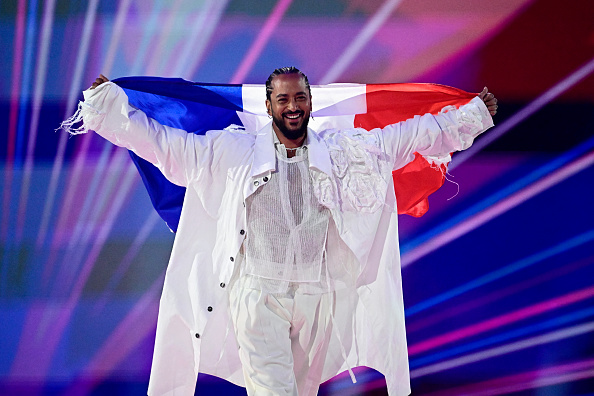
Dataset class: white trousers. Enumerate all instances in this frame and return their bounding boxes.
[229,280,334,396]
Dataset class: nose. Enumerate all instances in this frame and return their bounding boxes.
[288,98,298,111]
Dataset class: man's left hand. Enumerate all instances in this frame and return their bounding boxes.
[479,87,498,116]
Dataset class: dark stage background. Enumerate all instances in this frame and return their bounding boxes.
[1,0,593,395]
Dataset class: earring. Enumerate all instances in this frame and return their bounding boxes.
[268,114,272,119]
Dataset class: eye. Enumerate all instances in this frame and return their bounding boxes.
[277,98,287,104]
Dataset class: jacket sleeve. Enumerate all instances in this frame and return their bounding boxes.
[380,96,494,171]
[75,82,214,187]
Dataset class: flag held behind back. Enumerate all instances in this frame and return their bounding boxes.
[113,76,476,232]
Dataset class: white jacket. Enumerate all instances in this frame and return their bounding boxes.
[79,82,493,395]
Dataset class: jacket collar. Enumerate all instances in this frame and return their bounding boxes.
[251,123,333,178]
[251,123,276,177]
[305,127,333,177]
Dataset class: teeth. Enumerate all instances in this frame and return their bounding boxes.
[285,113,301,119]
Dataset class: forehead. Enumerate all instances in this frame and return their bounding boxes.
[270,73,308,96]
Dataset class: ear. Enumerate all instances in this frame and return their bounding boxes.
[265,99,271,115]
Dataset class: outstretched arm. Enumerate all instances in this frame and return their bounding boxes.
[382,90,496,170]
[63,75,216,187]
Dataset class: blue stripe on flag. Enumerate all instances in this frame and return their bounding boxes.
[113,77,245,231]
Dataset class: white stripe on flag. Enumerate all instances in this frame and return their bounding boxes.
[242,84,267,115]
[310,83,367,116]
[240,83,367,133]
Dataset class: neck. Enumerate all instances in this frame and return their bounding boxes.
[273,126,306,156]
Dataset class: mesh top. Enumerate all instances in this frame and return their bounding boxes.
[238,133,359,294]
[244,144,329,284]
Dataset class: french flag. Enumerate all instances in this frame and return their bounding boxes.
[114,77,476,232]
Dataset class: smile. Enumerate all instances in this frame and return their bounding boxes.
[284,112,302,119]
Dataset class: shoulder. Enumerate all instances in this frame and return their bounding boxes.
[204,127,256,144]
[200,127,256,161]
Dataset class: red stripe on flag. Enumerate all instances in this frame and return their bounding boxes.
[354,83,476,217]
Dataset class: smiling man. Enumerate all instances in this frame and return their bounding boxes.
[76,66,497,395]
[266,69,312,150]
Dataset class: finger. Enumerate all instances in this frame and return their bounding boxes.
[479,86,488,99]
[486,98,498,106]
[90,75,107,89]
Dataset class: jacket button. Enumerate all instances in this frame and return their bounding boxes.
[240,229,245,235]
[254,180,259,186]
[207,306,213,312]
[263,176,269,182]
[230,257,234,262]
[220,282,226,288]
[195,333,200,339]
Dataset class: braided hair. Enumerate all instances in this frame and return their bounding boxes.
[265,67,311,101]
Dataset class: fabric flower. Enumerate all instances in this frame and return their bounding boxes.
[316,128,391,213]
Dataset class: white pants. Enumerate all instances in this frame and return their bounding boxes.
[229,279,334,396]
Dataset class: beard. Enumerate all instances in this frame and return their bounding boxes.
[272,110,310,141]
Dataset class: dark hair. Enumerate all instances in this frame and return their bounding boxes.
[265,67,311,101]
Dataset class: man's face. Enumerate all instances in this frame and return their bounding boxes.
[266,73,312,141]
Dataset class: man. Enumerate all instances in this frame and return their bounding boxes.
[75,67,497,395]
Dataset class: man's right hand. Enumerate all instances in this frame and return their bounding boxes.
[91,74,109,89]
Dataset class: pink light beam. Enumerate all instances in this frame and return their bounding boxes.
[409,320,594,379]
[421,358,594,396]
[319,0,402,84]
[36,0,105,248]
[177,0,229,79]
[1,0,27,241]
[62,271,165,396]
[14,0,57,243]
[406,256,594,334]
[402,150,594,266]
[145,0,185,76]
[230,0,293,84]
[408,285,594,356]
[10,162,139,383]
[450,56,594,170]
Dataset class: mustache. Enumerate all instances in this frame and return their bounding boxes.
[282,110,303,117]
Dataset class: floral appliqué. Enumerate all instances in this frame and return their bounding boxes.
[312,128,391,213]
